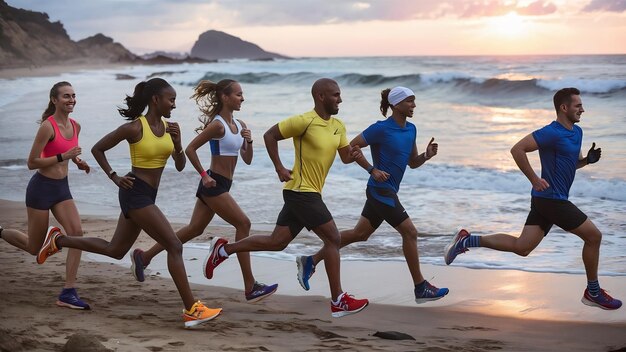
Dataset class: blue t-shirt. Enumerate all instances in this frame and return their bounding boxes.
[362,117,417,206]
[531,121,582,200]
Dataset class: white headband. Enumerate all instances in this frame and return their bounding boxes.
[388,86,415,106]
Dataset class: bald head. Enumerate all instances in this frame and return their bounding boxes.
[311,78,342,118]
[311,78,339,98]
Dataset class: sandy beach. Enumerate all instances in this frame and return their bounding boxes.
[1,199,625,352]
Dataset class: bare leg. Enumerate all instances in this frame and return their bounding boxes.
[311,216,375,264]
[311,220,342,301]
[569,219,602,281]
[142,199,214,264]
[51,200,84,289]
[1,207,49,255]
[479,225,545,257]
[223,225,293,254]
[394,218,425,285]
[203,193,255,291]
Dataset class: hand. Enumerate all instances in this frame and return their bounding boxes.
[62,146,82,160]
[371,168,390,182]
[166,122,181,145]
[531,177,550,192]
[73,157,90,174]
[241,128,252,143]
[276,166,293,182]
[350,145,364,161]
[201,175,217,188]
[586,142,601,164]
[425,137,438,159]
[113,174,135,190]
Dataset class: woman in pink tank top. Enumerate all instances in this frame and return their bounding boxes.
[0,81,91,309]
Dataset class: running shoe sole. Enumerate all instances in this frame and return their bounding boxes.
[444,228,469,265]
[296,256,311,291]
[246,284,278,303]
[331,301,369,318]
[184,308,222,328]
[37,226,61,264]
[56,300,91,310]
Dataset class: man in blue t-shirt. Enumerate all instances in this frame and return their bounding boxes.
[295,86,449,304]
[444,87,621,310]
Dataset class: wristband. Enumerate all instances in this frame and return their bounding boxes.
[246,140,253,144]
[107,169,117,179]
[200,170,208,178]
[367,165,374,174]
[56,154,63,162]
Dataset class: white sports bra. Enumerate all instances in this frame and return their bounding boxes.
[209,115,244,157]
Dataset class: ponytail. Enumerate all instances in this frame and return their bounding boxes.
[191,79,236,133]
[40,81,72,123]
[379,88,391,117]
[118,78,172,120]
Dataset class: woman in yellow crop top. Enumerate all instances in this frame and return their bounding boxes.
[133,79,278,303]
[37,78,221,328]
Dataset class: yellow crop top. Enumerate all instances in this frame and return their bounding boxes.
[129,115,174,168]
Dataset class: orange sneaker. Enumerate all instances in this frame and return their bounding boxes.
[37,226,63,264]
[183,301,222,328]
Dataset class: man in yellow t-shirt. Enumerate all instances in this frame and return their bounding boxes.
[204,78,369,317]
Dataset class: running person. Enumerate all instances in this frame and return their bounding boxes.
[203,78,369,317]
[444,87,622,310]
[37,78,223,327]
[1,81,91,310]
[131,79,278,302]
[296,86,449,304]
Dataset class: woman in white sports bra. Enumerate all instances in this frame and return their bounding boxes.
[133,79,278,303]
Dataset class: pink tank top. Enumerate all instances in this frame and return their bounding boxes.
[41,116,78,158]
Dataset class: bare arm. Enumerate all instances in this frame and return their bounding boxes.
[263,124,292,181]
[239,119,253,165]
[71,122,90,173]
[185,121,224,188]
[91,122,138,189]
[408,137,437,169]
[511,133,549,191]
[27,120,81,170]
[166,121,186,171]
[349,134,389,182]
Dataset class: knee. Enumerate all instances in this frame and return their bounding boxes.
[269,237,290,251]
[400,229,418,242]
[514,248,532,257]
[164,238,184,255]
[234,217,252,239]
[585,230,602,247]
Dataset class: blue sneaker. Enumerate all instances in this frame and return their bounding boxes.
[57,288,90,310]
[582,288,622,310]
[444,229,470,265]
[296,255,315,291]
[131,248,146,282]
[245,281,278,303]
[415,280,449,304]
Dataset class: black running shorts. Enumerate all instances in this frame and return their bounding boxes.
[196,170,233,204]
[525,196,588,235]
[361,187,409,229]
[118,173,158,218]
[25,172,73,210]
[276,190,333,238]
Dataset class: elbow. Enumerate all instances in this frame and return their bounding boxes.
[26,160,37,170]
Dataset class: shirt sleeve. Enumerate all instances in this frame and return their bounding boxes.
[336,121,349,149]
[278,114,311,139]
[362,121,384,145]
[532,124,558,149]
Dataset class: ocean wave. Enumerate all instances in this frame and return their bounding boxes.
[0,159,27,169]
[184,71,626,96]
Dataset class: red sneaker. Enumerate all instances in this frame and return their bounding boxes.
[331,292,369,317]
[203,237,228,279]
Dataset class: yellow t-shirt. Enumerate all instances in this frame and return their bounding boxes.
[278,110,349,193]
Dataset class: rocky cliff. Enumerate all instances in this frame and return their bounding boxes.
[190,30,288,60]
[0,1,138,68]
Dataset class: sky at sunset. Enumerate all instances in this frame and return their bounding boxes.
[7,0,626,57]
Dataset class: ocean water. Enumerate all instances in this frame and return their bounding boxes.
[1,55,625,277]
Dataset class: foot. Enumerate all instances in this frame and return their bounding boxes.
[37,226,63,264]
[415,280,449,303]
[581,288,622,310]
[444,228,470,265]
[296,255,316,291]
[56,288,91,310]
[245,281,279,303]
[131,248,146,282]
[203,237,229,279]
[331,292,369,318]
[183,301,222,328]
